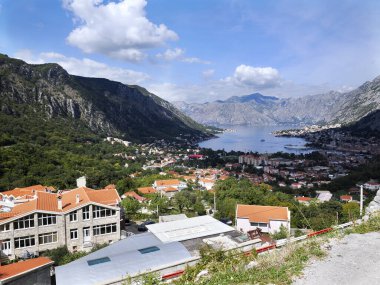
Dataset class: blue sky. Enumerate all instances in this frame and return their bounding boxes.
[1,0,379,102]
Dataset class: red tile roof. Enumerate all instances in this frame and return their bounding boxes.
[137,187,157,194]
[0,187,120,222]
[236,204,289,223]
[340,195,353,201]
[0,185,55,199]
[155,179,181,186]
[297,197,312,202]
[123,191,146,202]
[162,187,178,193]
[0,257,53,282]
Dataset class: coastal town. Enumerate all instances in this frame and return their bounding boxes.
[1,126,380,284]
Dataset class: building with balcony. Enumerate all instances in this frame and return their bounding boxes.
[0,187,121,260]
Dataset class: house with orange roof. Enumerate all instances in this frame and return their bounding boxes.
[199,178,215,190]
[0,256,53,285]
[0,185,56,208]
[160,186,180,198]
[137,187,157,195]
[340,195,353,202]
[296,196,312,205]
[152,179,187,198]
[122,191,146,203]
[0,186,121,260]
[236,204,290,234]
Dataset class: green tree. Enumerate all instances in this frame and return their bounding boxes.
[116,178,136,195]
[121,197,141,216]
[148,195,170,215]
[194,200,206,216]
[271,224,289,240]
[342,202,360,222]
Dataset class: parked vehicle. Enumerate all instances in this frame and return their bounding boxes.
[137,220,155,231]
[219,217,233,226]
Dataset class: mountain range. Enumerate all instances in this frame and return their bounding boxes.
[173,77,380,127]
[0,54,212,143]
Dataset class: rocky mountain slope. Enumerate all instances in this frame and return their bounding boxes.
[342,109,380,137]
[173,76,380,127]
[0,54,211,142]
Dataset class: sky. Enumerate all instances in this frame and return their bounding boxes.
[1,0,380,103]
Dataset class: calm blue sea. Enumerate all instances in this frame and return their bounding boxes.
[199,125,313,154]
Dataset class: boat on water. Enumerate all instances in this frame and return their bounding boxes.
[260,139,265,142]
[284,144,310,150]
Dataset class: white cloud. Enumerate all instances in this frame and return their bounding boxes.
[155,48,210,64]
[225,64,281,88]
[202,69,215,79]
[14,50,149,84]
[63,0,178,62]
[182,57,211,64]
[156,48,184,61]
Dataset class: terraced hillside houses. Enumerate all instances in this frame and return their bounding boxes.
[0,185,121,260]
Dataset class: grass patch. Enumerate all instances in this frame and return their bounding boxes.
[172,240,326,285]
[345,214,380,234]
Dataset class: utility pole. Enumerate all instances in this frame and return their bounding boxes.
[213,192,216,213]
[360,185,364,217]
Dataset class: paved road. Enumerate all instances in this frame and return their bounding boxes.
[293,232,380,285]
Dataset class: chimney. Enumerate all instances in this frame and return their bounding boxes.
[76,194,80,204]
[76,176,86,188]
[57,195,62,210]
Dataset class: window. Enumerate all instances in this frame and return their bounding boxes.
[69,211,77,222]
[93,223,117,236]
[14,236,35,249]
[39,232,58,244]
[70,229,78,240]
[87,257,111,266]
[14,215,34,230]
[250,222,268,227]
[38,214,57,226]
[0,223,10,232]
[138,246,160,254]
[93,206,116,219]
[82,206,90,220]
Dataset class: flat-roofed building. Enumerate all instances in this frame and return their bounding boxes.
[236,204,290,234]
[55,232,192,285]
[146,215,235,243]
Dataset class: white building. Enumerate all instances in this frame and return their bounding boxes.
[199,178,215,190]
[236,204,290,234]
[363,181,380,191]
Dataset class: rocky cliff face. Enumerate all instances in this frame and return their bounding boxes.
[173,77,380,127]
[342,109,380,137]
[0,54,210,142]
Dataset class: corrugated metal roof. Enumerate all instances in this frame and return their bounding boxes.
[159,214,188,223]
[146,215,234,243]
[55,233,192,285]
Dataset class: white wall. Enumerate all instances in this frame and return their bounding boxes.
[236,218,269,233]
[236,217,290,234]
[268,220,290,234]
